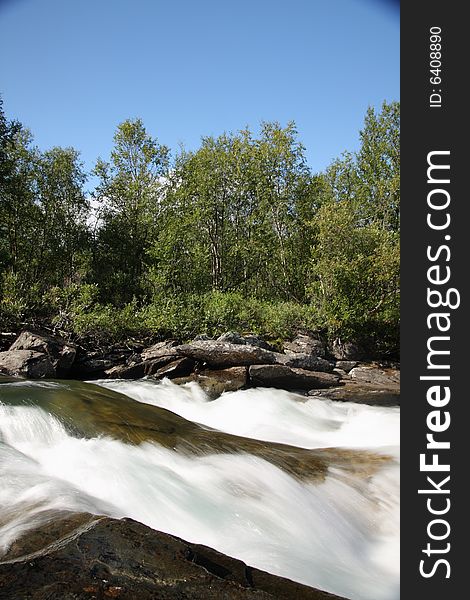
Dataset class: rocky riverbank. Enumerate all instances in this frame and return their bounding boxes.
[0,329,400,405]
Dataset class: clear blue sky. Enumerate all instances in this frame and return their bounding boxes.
[0,0,399,188]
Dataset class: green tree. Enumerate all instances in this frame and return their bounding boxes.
[93,118,170,304]
[33,147,89,287]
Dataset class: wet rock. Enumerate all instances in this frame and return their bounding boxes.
[9,329,76,375]
[0,515,348,600]
[173,366,248,398]
[283,334,326,358]
[349,366,400,387]
[0,349,55,378]
[249,365,339,391]
[0,379,387,482]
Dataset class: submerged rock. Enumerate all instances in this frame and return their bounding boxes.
[0,514,348,600]
[0,349,55,379]
[0,379,388,482]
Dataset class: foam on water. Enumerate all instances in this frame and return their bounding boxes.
[97,378,400,453]
[0,381,399,600]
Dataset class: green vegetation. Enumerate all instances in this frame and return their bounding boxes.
[0,97,400,355]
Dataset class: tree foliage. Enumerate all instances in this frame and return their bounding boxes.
[0,97,400,355]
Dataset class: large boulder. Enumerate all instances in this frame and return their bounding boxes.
[0,514,347,600]
[176,340,280,368]
[176,340,333,373]
[9,329,76,375]
[0,349,55,378]
[249,364,340,391]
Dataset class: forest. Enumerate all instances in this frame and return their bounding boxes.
[0,98,400,355]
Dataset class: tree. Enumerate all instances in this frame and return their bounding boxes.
[93,118,170,304]
[33,147,89,287]
[308,101,400,352]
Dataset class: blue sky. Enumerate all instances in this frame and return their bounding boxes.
[0,0,399,188]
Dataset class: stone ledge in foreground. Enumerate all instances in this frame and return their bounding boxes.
[0,514,348,600]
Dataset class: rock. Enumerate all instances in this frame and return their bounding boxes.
[249,365,340,391]
[141,340,180,361]
[0,332,16,352]
[331,339,364,361]
[176,340,281,368]
[217,332,274,351]
[243,334,274,351]
[284,334,326,358]
[282,353,334,373]
[176,340,333,372]
[173,366,248,398]
[152,356,195,379]
[0,379,388,482]
[193,333,213,341]
[9,329,76,375]
[335,360,358,373]
[0,349,55,378]
[217,331,248,345]
[72,356,117,378]
[0,514,348,600]
[104,355,186,379]
[349,366,400,387]
[308,381,400,406]
[104,361,146,379]
[333,368,349,378]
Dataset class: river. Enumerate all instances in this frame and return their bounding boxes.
[0,377,399,600]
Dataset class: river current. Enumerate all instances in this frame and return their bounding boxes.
[0,378,399,600]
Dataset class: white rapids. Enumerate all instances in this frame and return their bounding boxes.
[0,378,399,600]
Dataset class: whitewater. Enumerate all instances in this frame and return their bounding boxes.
[0,378,399,600]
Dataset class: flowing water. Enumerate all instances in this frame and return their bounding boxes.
[0,377,399,600]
